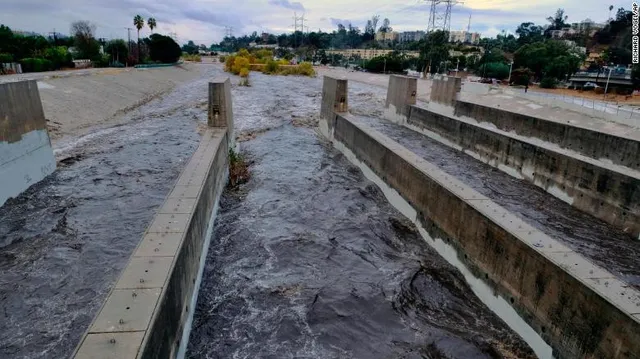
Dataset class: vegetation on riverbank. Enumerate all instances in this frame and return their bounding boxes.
[224,48,315,77]
[228,149,250,189]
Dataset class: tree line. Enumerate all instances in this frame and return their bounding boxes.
[0,15,181,74]
[187,6,629,87]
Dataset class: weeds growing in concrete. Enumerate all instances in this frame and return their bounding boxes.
[228,148,250,189]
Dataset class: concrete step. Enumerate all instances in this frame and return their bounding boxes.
[453,96,640,171]
[404,103,640,240]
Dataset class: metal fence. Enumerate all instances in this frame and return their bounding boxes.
[516,89,640,128]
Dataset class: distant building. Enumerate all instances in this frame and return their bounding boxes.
[449,30,480,44]
[326,48,419,60]
[375,31,399,42]
[399,31,426,42]
[261,32,270,43]
[562,40,587,55]
[570,19,605,33]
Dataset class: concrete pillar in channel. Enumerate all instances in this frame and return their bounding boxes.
[385,75,417,123]
[208,78,234,148]
[320,76,348,121]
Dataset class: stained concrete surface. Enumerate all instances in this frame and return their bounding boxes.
[346,84,640,289]
[0,65,219,359]
[186,72,535,358]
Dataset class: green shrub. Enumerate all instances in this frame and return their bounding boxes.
[92,54,110,68]
[224,55,236,72]
[477,62,510,79]
[219,55,226,63]
[540,77,557,89]
[148,34,182,63]
[20,58,53,72]
[231,56,250,75]
[44,46,71,69]
[0,53,13,63]
[264,60,280,74]
[510,67,532,86]
[298,62,315,76]
[183,53,201,62]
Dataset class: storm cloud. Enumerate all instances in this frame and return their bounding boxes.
[0,0,620,45]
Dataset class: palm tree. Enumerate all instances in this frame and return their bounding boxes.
[609,5,614,21]
[133,15,144,61]
[148,18,157,33]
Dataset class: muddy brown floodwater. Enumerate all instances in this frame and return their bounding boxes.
[186,72,535,358]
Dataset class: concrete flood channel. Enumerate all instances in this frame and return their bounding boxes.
[1,66,632,358]
[0,67,212,359]
[349,99,640,289]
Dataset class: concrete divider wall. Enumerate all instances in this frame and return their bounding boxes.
[324,110,640,359]
[429,75,461,106]
[72,79,233,359]
[454,100,640,171]
[408,105,640,239]
[0,80,56,207]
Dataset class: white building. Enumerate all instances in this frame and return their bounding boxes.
[449,30,480,44]
[399,31,426,42]
[375,31,399,42]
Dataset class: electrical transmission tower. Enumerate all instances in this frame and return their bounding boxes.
[292,12,305,46]
[224,26,234,38]
[424,0,463,34]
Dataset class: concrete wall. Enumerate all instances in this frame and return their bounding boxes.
[0,80,56,207]
[408,105,640,239]
[429,75,461,106]
[322,110,640,359]
[454,100,640,171]
[385,75,417,122]
[72,80,232,359]
[320,76,348,121]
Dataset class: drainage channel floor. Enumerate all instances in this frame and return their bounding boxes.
[187,73,535,358]
[348,92,640,290]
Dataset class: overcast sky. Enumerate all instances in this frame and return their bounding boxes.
[0,0,628,45]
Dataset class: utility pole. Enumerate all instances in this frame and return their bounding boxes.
[604,66,612,100]
[49,30,59,45]
[125,27,132,55]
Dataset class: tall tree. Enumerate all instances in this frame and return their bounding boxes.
[147,18,157,33]
[379,18,392,33]
[70,21,100,59]
[133,15,145,61]
[515,22,544,46]
[546,9,568,31]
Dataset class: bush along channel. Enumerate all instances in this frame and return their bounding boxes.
[228,148,250,189]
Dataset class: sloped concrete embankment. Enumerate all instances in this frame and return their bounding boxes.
[385,75,640,239]
[407,105,640,239]
[453,100,640,171]
[0,80,56,206]
[71,79,233,359]
[320,76,640,359]
[36,65,200,142]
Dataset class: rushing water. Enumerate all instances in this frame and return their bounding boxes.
[0,65,222,359]
[186,72,535,358]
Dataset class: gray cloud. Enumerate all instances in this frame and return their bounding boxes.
[330,18,351,27]
[268,0,305,12]
[181,8,243,28]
